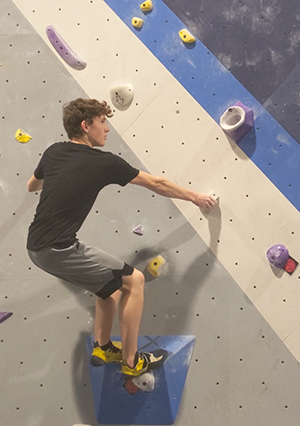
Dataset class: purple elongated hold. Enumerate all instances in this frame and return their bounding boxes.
[0,311,13,324]
[46,25,87,71]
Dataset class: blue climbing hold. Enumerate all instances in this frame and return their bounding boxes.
[86,335,195,424]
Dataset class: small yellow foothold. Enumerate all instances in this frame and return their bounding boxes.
[132,17,144,28]
[15,128,32,143]
[179,29,196,44]
[140,0,153,12]
[147,255,166,277]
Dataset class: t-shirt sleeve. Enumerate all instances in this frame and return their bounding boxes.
[33,158,45,180]
[108,154,139,186]
[33,146,51,179]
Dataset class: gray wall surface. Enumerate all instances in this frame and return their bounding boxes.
[2,1,300,425]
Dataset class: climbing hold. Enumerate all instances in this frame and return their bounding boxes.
[46,25,87,71]
[132,17,144,28]
[132,371,155,392]
[147,255,166,277]
[110,83,134,110]
[283,255,298,275]
[209,190,219,201]
[179,29,196,44]
[86,334,195,424]
[133,224,144,235]
[124,379,139,395]
[15,128,32,143]
[124,370,156,394]
[140,0,153,12]
[220,101,254,143]
[220,106,245,131]
[266,244,289,269]
[0,311,13,324]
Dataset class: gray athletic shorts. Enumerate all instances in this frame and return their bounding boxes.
[27,241,134,299]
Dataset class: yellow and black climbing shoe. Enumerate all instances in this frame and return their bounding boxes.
[90,340,122,367]
[121,349,168,376]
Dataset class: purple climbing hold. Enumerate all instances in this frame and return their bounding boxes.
[133,224,144,235]
[220,101,254,143]
[0,311,13,324]
[266,244,289,269]
[46,25,87,71]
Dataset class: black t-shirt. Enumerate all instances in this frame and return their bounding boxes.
[27,142,139,251]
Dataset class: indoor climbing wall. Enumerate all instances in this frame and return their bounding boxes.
[162,0,300,147]
[1,0,300,425]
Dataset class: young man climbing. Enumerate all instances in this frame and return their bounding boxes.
[27,98,216,377]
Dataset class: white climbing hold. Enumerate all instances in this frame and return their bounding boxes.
[220,106,246,132]
[132,371,155,392]
[110,83,134,110]
[209,190,219,201]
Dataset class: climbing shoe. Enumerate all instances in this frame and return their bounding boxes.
[90,340,122,367]
[121,349,168,376]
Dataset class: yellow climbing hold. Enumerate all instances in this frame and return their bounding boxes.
[147,255,166,277]
[15,128,32,143]
[140,0,153,12]
[179,29,196,44]
[132,17,144,28]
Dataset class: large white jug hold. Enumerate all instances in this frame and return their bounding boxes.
[220,106,245,132]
